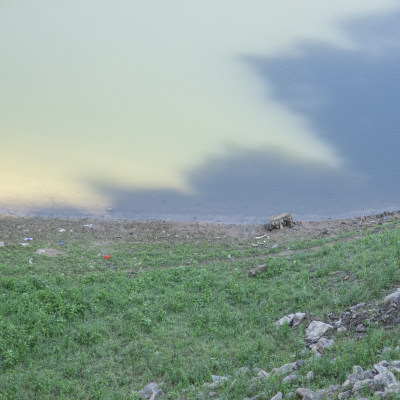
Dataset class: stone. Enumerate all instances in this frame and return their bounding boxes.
[295,388,314,399]
[268,213,292,230]
[292,313,307,328]
[337,390,352,399]
[249,264,269,277]
[0,241,4,247]
[275,314,295,326]
[352,379,383,393]
[294,360,305,368]
[305,321,333,341]
[282,373,297,384]
[334,319,343,328]
[270,392,283,400]
[356,323,367,332]
[208,392,217,397]
[373,391,385,399]
[316,337,334,353]
[306,371,314,380]
[207,375,228,389]
[374,371,397,387]
[356,324,366,332]
[383,289,400,309]
[374,364,388,374]
[337,326,347,333]
[257,369,270,378]
[273,363,296,377]
[363,370,375,380]
[353,366,363,375]
[137,382,165,399]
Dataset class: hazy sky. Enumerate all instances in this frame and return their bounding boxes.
[1,0,399,213]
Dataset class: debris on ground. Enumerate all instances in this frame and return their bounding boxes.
[268,213,293,230]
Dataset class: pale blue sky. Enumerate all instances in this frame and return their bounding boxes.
[1,0,399,213]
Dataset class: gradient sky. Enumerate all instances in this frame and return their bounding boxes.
[1,0,399,214]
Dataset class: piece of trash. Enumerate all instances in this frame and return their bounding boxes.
[20,243,30,247]
[83,224,93,228]
[70,230,74,232]
[271,243,279,249]
[89,265,94,269]
[59,240,64,246]
[29,258,33,264]
[255,234,269,240]
[24,238,33,241]
[104,255,111,259]
[35,249,46,255]
[106,208,113,212]
[228,254,231,259]
[58,228,66,233]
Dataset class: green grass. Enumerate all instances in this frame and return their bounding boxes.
[0,220,400,399]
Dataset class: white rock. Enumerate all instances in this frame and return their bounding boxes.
[257,369,270,378]
[0,241,4,247]
[137,382,165,399]
[383,289,400,309]
[275,314,295,326]
[270,391,283,400]
[305,321,333,341]
[316,337,334,353]
[292,312,306,328]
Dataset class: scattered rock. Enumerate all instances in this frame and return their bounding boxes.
[137,382,165,399]
[356,324,366,332]
[282,373,297,384]
[316,337,334,353]
[306,371,314,380]
[274,313,306,328]
[337,390,352,399]
[257,369,270,378]
[270,392,283,400]
[206,375,228,389]
[292,313,307,328]
[383,289,400,309]
[295,388,315,399]
[269,213,293,230]
[0,241,4,247]
[305,321,333,342]
[249,264,269,277]
[353,366,363,375]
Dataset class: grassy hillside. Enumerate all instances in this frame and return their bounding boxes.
[0,216,399,399]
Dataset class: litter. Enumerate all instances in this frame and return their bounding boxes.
[20,243,30,247]
[58,228,66,233]
[83,224,93,228]
[29,258,33,264]
[24,238,33,241]
[104,255,111,259]
[59,240,64,246]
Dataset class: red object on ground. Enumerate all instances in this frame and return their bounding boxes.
[104,255,110,259]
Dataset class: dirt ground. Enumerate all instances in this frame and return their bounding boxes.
[0,210,399,244]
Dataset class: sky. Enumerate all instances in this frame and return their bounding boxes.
[1,0,399,216]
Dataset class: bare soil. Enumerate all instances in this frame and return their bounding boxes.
[0,211,399,244]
